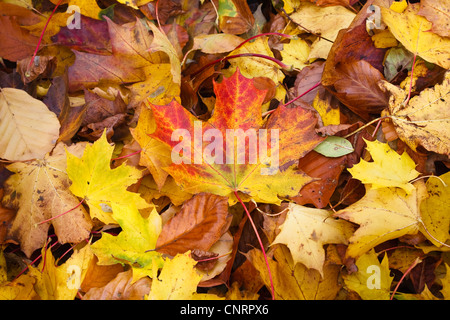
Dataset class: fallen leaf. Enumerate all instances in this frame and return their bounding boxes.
[381,3,450,69]
[146,252,222,300]
[27,243,93,300]
[66,131,148,224]
[289,2,356,60]
[90,203,164,278]
[417,0,450,38]
[334,181,427,259]
[83,269,151,300]
[280,39,311,71]
[420,172,450,247]
[247,245,341,300]
[149,69,323,204]
[156,193,231,257]
[2,142,92,257]
[218,0,254,35]
[348,139,420,194]
[272,203,354,276]
[0,88,60,161]
[379,71,450,155]
[192,34,244,54]
[130,106,172,190]
[0,15,38,61]
[343,249,394,300]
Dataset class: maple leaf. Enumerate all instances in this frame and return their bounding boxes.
[2,142,92,257]
[247,245,341,300]
[130,106,172,190]
[146,252,222,300]
[148,68,324,204]
[90,203,164,280]
[27,244,93,300]
[271,203,354,276]
[343,249,394,300]
[334,182,428,259]
[348,139,420,194]
[289,2,355,60]
[66,131,148,224]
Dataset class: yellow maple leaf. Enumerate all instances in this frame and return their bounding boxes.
[343,249,394,300]
[334,181,427,259]
[146,252,222,300]
[66,131,148,224]
[27,244,93,300]
[348,139,420,194]
[0,250,38,300]
[271,203,354,276]
[248,245,341,300]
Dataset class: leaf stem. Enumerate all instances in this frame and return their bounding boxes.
[390,257,421,300]
[26,0,63,77]
[233,191,275,300]
[111,149,142,162]
[282,80,321,107]
[36,198,85,226]
[342,116,390,139]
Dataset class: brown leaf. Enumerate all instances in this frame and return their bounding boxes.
[156,193,231,256]
[0,15,38,62]
[82,270,151,300]
[326,59,389,119]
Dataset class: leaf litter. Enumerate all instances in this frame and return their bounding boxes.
[0,0,449,301]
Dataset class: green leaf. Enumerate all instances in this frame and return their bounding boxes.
[91,203,164,280]
[313,136,354,157]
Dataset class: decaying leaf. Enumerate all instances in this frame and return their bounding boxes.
[379,71,450,155]
[2,143,92,257]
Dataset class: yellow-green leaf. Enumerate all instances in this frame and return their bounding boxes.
[66,131,148,224]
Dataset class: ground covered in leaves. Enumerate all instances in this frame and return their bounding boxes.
[0,0,449,300]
